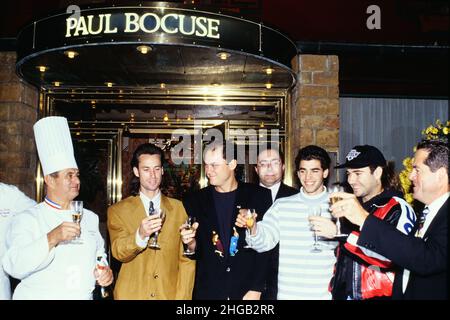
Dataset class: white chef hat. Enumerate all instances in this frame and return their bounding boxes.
[33,116,78,176]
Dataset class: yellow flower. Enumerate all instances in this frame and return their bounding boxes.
[444,127,449,135]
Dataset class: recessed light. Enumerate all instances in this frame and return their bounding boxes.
[136,45,152,54]
[264,67,275,75]
[37,66,47,72]
[265,83,272,89]
[216,52,230,60]
[105,82,114,87]
[64,50,79,59]
[53,81,61,87]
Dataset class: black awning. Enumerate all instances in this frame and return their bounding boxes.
[15,2,297,90]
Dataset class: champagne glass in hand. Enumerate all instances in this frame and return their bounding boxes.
[330,185,348,237]
[310,206,322,253]
[243,209,255,248]
[149,209,165,249]
[182,216,196,256]
[70,200,83,244]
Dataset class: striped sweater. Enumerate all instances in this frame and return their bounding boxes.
[246,187,337,300]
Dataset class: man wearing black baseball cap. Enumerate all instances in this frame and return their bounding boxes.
[328,145,416,300]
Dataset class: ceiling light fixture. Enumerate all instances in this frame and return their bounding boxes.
[163,113,169,122]
[136,45,152,54]
[105,82,114,88]
[64,50,79,59]
[264,67,275,75]
[53,81,61,87]
[216,52,230,60]
[37,66,47,72]
[160,83,166,89]
[265,83,272,89]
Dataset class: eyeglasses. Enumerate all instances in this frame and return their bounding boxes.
[257,159,282,169]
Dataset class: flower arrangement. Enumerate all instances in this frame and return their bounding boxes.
[400,119,449,204]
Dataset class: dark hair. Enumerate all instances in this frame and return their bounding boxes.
[416,140,449,180]
[257,145,285,164]
[130,143,165,196]
[369,161,401,192]
[295,145,331,171]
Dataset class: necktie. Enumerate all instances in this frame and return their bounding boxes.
[415,207,429,237]
[149,201,155,215]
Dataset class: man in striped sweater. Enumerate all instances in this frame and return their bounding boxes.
[236,145,337,299]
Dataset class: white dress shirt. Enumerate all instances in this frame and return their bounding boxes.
[260,181,281,202]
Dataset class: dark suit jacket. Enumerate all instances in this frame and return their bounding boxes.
[357,197,448,300]
[262,183,299,300]
[182,182,273,300]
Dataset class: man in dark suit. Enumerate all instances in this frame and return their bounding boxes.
[181,142,273,300]
[330,140,448,299]
[254,147,298,299]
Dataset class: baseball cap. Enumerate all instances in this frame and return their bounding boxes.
[335,145,386,169]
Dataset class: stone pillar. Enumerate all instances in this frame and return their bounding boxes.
[290,54,340,183]
[0,52,38,198]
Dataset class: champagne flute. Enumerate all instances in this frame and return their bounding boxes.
[310,206,322,253]
[96,255,110,298]
[330,185,348,238]
[70,200,83,244]
[243,208,255,248]
[182,216,196,256]
[149,209,165,249]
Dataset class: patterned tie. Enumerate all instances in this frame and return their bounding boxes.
[416,207,429,237]
[149,201,155,215]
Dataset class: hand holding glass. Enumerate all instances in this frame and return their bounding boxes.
[310,206,322,253]
[330,185,348,237]
[243,209,255,248]
[149,209,166,249]
[182,216,196,256]
[70,200,83,244]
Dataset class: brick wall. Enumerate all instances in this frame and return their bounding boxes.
[0,52,38,198]
[290,54,340,179]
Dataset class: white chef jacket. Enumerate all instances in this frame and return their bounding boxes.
[2,202,106,300]
[0,183,36,300]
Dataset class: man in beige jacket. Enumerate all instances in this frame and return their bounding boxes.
[107,143,195,299]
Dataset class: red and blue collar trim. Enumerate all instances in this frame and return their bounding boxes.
[44,197,62,210]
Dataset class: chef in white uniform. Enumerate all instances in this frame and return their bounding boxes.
[0,183,36,300]
[2,116,113,300]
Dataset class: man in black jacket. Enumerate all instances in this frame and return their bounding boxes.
[331,140,448,299]
[254,147,298,300]
[329,145,415,300]
[181,142,273,300]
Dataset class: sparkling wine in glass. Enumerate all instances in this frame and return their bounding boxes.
[330,185,348,238]
[243,209,255,248]
[149,209,166,249]
[310,206,322,253]
[70,200,83,244]
[182,216,196,256]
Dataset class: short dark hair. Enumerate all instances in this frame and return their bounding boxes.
[130,143,165,196]
[295,145,331,187]
[416,140,449,180]
[295,145,331,172]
